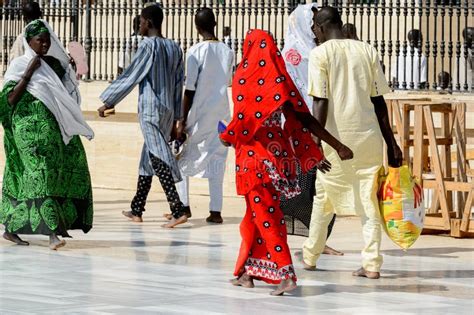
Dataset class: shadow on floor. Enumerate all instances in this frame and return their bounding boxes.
[287,283,450,298]
[21,239,224,250]
[381,269,474,280]
[93,216,243,228]
[185,217,243,228]
[334,247,474,259]
[381,247,474,258]
[299,267,474,280]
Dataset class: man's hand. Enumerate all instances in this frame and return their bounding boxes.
[337,144,354,161]
[387,143,403,167]
[171,120,185,141]
[97,105,114,118]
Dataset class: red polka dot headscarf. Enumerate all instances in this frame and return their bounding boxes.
[221,29,323,172]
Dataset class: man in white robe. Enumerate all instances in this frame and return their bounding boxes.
[176,8,234,224]
[391,29,428,90]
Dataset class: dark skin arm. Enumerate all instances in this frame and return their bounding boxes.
[8,56,41,106]
[182,89,195,125]
[371,96,403,167]
[173,89,195,140]
[312,97,329,146]
[283,101,353,161]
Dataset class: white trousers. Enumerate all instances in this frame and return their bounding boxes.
[176,173,225,212]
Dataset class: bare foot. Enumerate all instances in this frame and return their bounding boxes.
[162,215,188,228]
[164,207,192,220]
[3,232,29,246]
[294,250,316,271]
[352,267,380,279]
[230,273,254,288]
[270,278,297,296]
[122,211,143,223]
[323,245,344,256]
[49,234,66,251]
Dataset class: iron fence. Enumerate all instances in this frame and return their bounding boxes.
[0,0,473,92]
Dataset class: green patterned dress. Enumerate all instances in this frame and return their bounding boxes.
[0,59,93,236]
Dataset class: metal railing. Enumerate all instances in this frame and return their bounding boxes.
[0,0,472,92]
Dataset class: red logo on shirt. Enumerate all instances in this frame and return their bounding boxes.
[285,49,302,66]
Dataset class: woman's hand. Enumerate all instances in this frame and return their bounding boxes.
[336,144,354,161]
[24,55,41,79]
[220,138,231,147]
[316,158,332,174]
[8,56,42,106]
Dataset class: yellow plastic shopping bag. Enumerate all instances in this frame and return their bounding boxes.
[378,165,424,250]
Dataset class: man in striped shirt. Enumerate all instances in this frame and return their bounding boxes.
[98,5,188,228]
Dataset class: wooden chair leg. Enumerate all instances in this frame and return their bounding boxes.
[460,187,473,233]
[424,106,451,230]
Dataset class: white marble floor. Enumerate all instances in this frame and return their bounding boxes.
[1,188,473,315]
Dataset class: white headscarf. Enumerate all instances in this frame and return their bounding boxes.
[4,19,94,144]
[282,3,318,114]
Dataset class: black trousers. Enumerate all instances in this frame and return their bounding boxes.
[131,154,185,219]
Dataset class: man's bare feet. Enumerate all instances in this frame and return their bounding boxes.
[352,267,380,279]
[122,211,143,223]
[163,207,191,221]
[230,273,255,288]
[49,234,66,250]
[3,232,29,246]
[270,278,297,296]
[162,215,188,228]
[323,245,344,256]
[294,250,317,271]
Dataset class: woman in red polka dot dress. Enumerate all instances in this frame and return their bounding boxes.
[220,30,353,296]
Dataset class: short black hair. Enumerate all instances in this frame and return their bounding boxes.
[408,29,422,43]
[314,6,342,28]
[22,1,42,22]
[141,4,164,29]
[463,27,474,39]
[195,7,216,32]
[438,71,451,81]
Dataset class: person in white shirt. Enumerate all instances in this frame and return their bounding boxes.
[175,8,234,224]
[391,29,428,90]
[437,71,451,91]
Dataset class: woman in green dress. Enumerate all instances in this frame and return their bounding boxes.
[0,20,94,250]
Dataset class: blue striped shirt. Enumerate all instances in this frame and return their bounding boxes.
[100,37,184,180]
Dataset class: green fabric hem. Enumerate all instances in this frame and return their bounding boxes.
[1,196,93,236]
